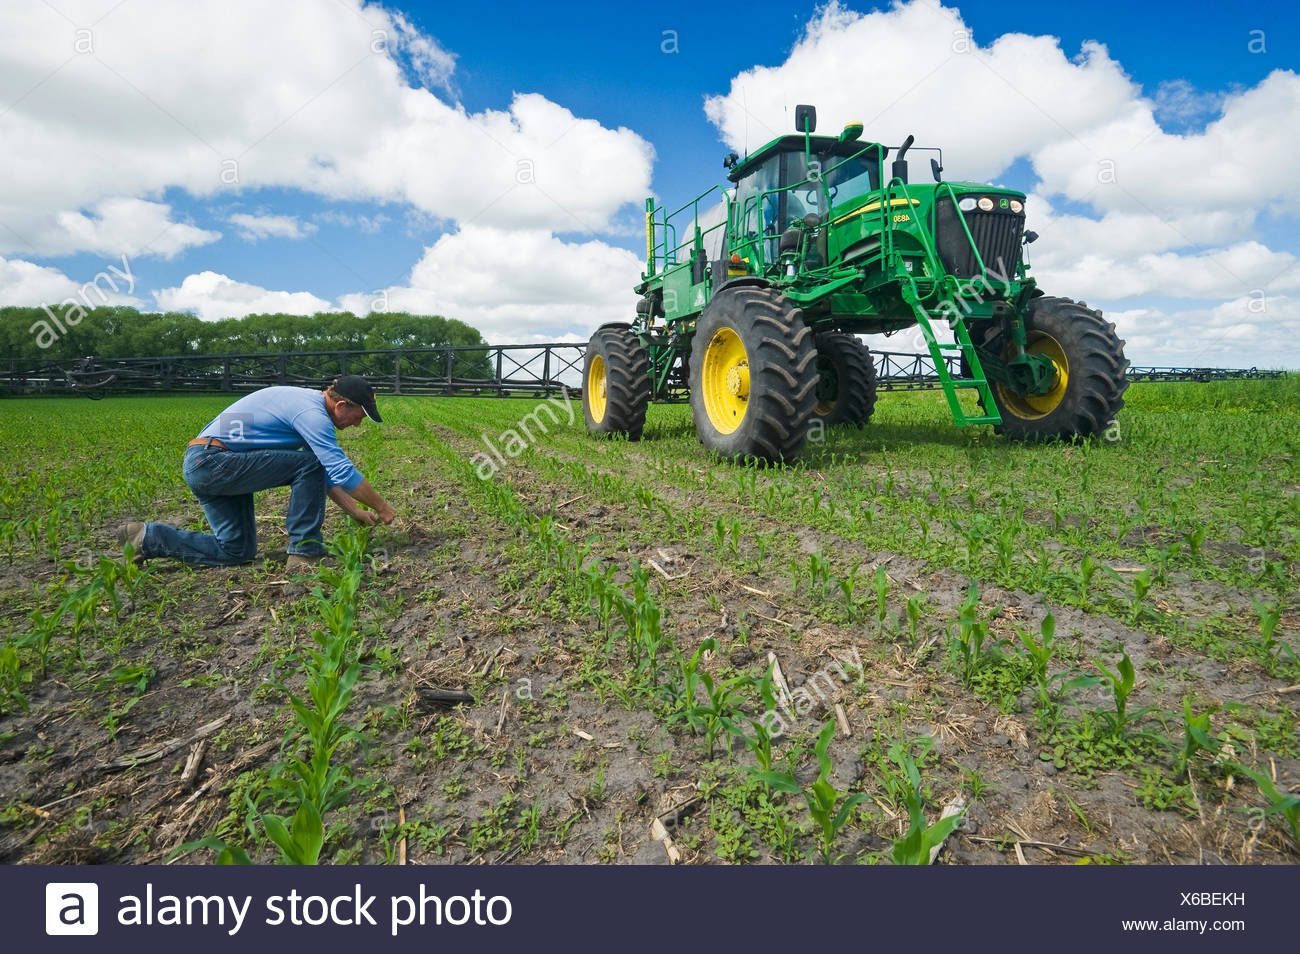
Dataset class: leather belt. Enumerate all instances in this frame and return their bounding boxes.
[187,436,230,451]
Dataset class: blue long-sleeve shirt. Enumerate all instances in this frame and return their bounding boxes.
[195,386,364,491]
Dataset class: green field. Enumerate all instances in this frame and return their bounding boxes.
[1,380,1297,864]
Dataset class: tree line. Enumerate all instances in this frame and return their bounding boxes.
[0,307,488,362]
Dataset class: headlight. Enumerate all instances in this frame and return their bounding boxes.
[977,197,994,212]
[958,196,977,212]
[1009,199,1023,214]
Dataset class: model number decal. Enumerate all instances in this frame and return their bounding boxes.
[892,213,911,223]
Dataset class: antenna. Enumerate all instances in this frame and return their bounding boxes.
[742,85,749,159]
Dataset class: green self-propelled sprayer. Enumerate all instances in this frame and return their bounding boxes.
[582,105,1128,459]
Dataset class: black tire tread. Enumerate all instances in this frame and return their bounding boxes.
[812,331,878,428]
[975,296,1128,440]
[583,327,651,440]
[689,287,818,461]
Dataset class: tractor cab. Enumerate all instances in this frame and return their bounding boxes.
[728,132,886,273]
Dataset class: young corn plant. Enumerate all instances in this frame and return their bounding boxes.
[1176,696,1217,775]
[185,528,372,865]
[1252,598,1294,672]
[1015,614,1099,729]
[0,638,30,713]
[1126,569,1154,625]
[669,639,747,759]
[888,742,965,866]
[757,722,865,864]
[729,663,782,774]
[949,585,1004,687]
[1093,651,1155,739]
[1074,555,1100,606]
[1233,763,1300,850]
[836,562,862,609]
[807,552,832,600]
[872,565,891,625]
[904,593,924,647]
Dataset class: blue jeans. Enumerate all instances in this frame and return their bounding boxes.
[143,445,327,566]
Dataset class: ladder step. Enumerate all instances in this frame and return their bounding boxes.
[947,377,986,388]
[961,415,1001,425]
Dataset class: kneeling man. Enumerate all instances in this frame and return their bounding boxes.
[123,375,396,569]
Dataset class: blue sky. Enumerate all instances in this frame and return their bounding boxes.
[2,0,1298,366]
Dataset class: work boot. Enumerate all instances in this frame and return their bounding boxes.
[116,522,146,566]
[285,553,320,575]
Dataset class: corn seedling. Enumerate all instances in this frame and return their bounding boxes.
[1127,569,1154,625]
[904,593,924,647]
[729,663,782,774]
[1252,598,1294,671]
[1015,614,1099,728]
[1233,763,1300,849]
[949,585,1004,687]
[669,639,747,759]
[1069,555,1100,606]
[807,552,832,600]
[757,722,865,864]
[888,740,964,865]
[1176,696,1217,775]
[836,562,862,606]
[872,565,891,624]
[1092,651,1154,739]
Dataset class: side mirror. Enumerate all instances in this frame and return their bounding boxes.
[1023,231,1039,245]
[930,158,943,182]
[794,104,817,134]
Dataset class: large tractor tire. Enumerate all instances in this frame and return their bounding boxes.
[812,332,878,428]
[976,296,1128,441]
[583,326,650,440]
[688,286,818,461]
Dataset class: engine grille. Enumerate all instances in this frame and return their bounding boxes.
[934,197,1024,281]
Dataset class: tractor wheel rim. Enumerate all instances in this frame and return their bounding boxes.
[995,331,1069,420]
[587,354,607,423]
[702,327,748,434]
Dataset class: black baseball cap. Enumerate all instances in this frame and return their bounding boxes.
[331,375,383,423]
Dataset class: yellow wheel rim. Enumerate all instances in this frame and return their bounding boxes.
[587,353,607,424]
[701,327,749,434]
[994,331,1069,420]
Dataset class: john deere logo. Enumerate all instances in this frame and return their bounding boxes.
[999,198,1009,210]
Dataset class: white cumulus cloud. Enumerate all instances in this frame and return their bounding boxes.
[228,213,317,241]
[154,271,334,321]
[0,255,141,308]
[338,225,643,342]
[0,0,653,257]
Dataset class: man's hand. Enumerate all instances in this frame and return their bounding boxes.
[331,480,394,526]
